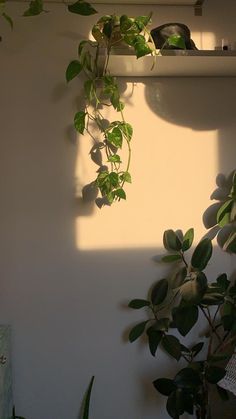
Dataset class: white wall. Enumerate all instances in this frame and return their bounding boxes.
[1,0,236,418]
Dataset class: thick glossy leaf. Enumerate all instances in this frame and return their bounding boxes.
[163,230,182,251]
[216,273,230,291]
[223,230,236,253]
[180,272,207,304]
[107,154,121,163]
[135,14,152,30]
[68,0,97,16]
[216,385,229,401]
[109,172,119,188]
[120,171,132,184]
[114,188,126,200]
[128,299,150,309]
[206,366,226,384]
[134,39,152,58]
[129,321,148,342]
[82,376,95,419]
[162,254,182,263]
[174,305,198,336]
[182,228,194,251]
[167,34,186,49]
[23,0,43,16]
[217,199,234,227]
[191,342,204,357]
[202,291,224,306]
[119,123,133,141]
[66,60,82,82]
[162,335,181,361]
[107,127,123,148]
[153,378,176,396]
[74,111,86,134]
[174,368,202,389]
[147,328,163,356]
[191,238,212,271]
[120,15,134,32]
[151,278,168,305]
[166,389,185,417]
[171,267,187,289]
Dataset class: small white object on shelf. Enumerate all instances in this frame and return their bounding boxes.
[98,49,236,77]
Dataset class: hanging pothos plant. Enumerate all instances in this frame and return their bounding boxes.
[1,0,185,206]
[65,2,185,207]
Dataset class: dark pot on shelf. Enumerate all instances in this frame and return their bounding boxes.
[151,22,198,50]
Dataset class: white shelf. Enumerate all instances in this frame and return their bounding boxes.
[98,50,236,77]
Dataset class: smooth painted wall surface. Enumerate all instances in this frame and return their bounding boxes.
[1,0,236,418]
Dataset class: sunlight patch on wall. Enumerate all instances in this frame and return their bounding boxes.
[75,82,218,251]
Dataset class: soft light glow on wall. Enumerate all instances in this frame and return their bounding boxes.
[75,82,218,251]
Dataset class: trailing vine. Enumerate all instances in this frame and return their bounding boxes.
[66,13,156,206]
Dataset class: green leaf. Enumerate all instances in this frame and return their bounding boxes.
[151,278,168,305]
[23,0,43,16]
[191,238,212,271]
[107,154,121,163]
[217,199,234,227]
[119,123,133,141]
[153,378,176,396]
[163,230,182,251]
[82,376,95,419]
[162,254,182,263]
[206,366,226,384]
[182,228,194,252]
[84,80,94,101]
[128,299,150,309]
[74,111,86,134]
[173,305,198,337]
[166,389,185,417]
[114,188,126,200]
[109,172,119,188]
[171,267,187,289]
[68,0,97,16]
[223,230,236,253]
[180,272,207,304]
[147,327,163,356]
[216,273,230,291]
[191,342,204,357]
[66,60,82,82]
[120,172,132,184]
[2,12,13,29]
[133,35,152,58]
[107,127,123,148]
[120,15,133,32]
[129,321,149,343]
[174,367,202,389]
[167,34,186,49]
[216,385,229,401]
[162,335,181,361]
[135,14,152,30]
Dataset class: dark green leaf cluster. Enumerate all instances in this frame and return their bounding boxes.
[206,170,236,253]
[127,227,236,418]
[153,364,225,419]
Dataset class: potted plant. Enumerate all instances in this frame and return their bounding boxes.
[128,172,236,419]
